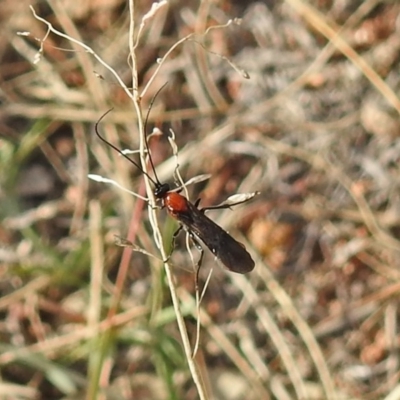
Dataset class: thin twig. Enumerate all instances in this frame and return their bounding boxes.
[128,2,208,398]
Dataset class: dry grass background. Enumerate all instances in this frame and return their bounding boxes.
[1,0,400,399]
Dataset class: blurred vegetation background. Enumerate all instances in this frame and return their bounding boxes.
[1,0,400,399]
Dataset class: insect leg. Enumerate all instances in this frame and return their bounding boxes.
[194,197,242,213]
[188,232,204,293]
[199,201,241,212]
[198,193,260,212]
[164,225,183,263]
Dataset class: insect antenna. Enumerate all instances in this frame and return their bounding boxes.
[94,109,159,187]
[142,82,169,187]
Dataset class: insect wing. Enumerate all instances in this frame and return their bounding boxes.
[179,202,255,274]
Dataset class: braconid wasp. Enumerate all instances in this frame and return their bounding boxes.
[94,104,256,274]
